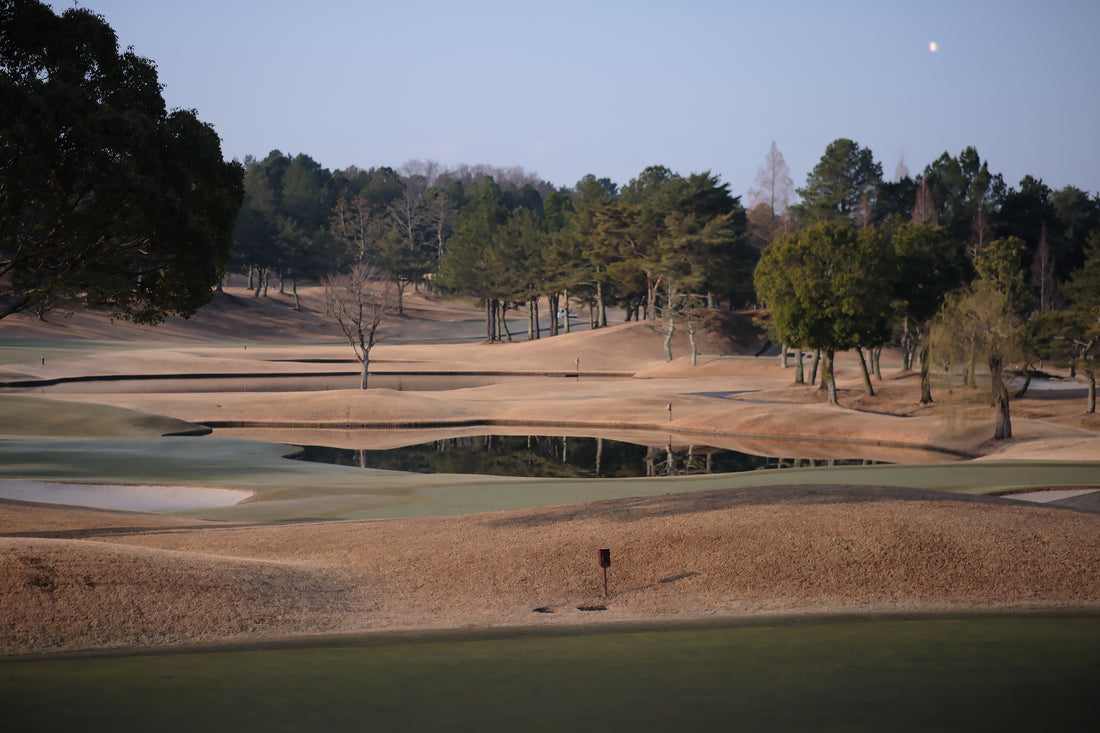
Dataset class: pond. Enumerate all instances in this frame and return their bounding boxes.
[291,435,886,479]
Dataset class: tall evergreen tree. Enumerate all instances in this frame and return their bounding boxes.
[791,138,882,226]
[921,147,1005,250]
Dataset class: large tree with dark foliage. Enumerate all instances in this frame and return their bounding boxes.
[754,220,894,403]
[791,138,882,227]
[0,0,244,322]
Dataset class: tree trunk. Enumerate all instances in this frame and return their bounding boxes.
[485,300,496,342]
[359,356,369,390]
[872,346,882,380]
[663,317,675,362]
[825,350,838,405]
[809,349,820,386]
[1013,356,1035,399]
[292,278,301,311]
[919,345,934,405]
[902,316,913,371]
[688,324,698,367]
[1087,370,1096,414]
[562,289,571,334]
[794,348,805,384]
[499,304,513,342]
[548,293,560,336]
[597,282,607,328]
[856,347,874,396]
[780,345,789,369]
[990,356,1012,440]
[528,300,536,340]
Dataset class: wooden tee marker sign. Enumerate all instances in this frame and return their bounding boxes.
[598,548,611,596]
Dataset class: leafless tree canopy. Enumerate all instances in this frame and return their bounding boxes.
[746,141,795,247]
[323,263,391,388]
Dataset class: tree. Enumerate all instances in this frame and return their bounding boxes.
[791,138,882,227]
[423,189,458,265]
[491,206,545,341]
[746,141,794,248]
[329,192,386,266]
[921,147,1005,250]
[753,221,893,403]
[602,165,680,321]
[385,171,434,314]
[373,227,432,316]
[438,178,509,341]
[1031,309,1098,413]
[1051,234,1100,412]
[973,236,1030,314]
[563,175,618,330]
[1,0,244,322]
[1050,185,1100,284]
[891,221,968,402]
[599,166,746,325]
[929,281,1024,439]
[323,263,391,389]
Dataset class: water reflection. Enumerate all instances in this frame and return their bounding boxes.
[292,435,885,478]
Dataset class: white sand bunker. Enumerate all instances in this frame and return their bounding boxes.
[1005,488,1100,504]
[0,479,253,511]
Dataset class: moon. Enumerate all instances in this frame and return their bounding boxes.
[929,41,939,53]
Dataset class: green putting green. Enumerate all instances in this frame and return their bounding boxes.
[3,614,1097,732]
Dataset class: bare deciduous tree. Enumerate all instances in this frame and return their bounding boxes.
[330,194,385,263]
[746,141,795,248]
[323,264,391,389]
[425,192,458,264]
[912,178,939,224]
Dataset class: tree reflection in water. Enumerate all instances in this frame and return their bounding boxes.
[292,436,883,478]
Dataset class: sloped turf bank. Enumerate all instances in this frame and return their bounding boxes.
[4,484,1098,655]
[2,614,1097,732]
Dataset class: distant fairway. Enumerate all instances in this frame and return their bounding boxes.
[3,614,1098,732]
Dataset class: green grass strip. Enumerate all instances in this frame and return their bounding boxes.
[2,614,1097,732]
[2,434,1099,520]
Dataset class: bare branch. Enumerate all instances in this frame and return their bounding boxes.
[322,263,391,389]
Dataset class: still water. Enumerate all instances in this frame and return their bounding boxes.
[292,435,883,479]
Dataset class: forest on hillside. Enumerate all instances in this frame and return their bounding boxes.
[233,144,1099,403]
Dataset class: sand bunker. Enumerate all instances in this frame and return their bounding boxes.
[1005,488,1100,504]
[0,480,252,511]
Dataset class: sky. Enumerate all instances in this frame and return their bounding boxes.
[51,0,1100,199]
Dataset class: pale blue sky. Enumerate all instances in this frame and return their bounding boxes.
[56,0,1100,198]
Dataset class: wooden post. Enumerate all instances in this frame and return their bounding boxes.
[598,548,611,597]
